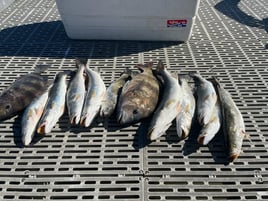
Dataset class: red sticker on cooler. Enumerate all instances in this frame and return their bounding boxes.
[167,19,187,28]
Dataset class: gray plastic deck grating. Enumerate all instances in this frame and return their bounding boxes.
[0,0,268,200]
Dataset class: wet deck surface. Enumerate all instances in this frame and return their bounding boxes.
[0,0,268,200]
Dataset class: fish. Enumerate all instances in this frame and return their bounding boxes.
[147,61,183,141]
[80,63,106,127]
[197,98,222,145]
[190,73,217,126]
[21,88,50,146]
[176,75,196,140]
[37,72,68,134]
[211,77,246,162]
[0,65,49,121]
[117,62,160,125]
[66,58,87,124]
[100,68,132,118]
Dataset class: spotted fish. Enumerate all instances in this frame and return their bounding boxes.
[148,61,183,141]
[37,72,68,134]
[21,88,50,146]
[190,73,217,126]
[80,64,106,127]
[66,58,87,124]
[211,77,246,162]
[176,76,196,140]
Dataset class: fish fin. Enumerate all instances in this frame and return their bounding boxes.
[119,67,132,77]
[35,65,50,74]
[244,131,252,143]
[135,61,154,72]
[75,58,88,67]
[178,73,191,84]
[156,60,165,72]
[54,71,71,81]
[188,71,199,77]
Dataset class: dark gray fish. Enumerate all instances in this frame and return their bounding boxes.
[0,65,49,121]
[211,77,246,162]
[100,68,132,118]
[117,62,160,125]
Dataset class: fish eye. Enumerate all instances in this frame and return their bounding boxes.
[133,109,138,115]
[5,104,11,111]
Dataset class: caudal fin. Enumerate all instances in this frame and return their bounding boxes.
[35,65,50,74]
[75,58,88,68]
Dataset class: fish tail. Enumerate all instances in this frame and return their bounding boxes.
[35,65,50,74]
[178,74,191,85]
[135,61,154,72]
[75,58,88,68]
[156,60,165,72]
[229,154,239,162]
[37,123,46,134]
[124,67,133,76]
[188,71,201,82]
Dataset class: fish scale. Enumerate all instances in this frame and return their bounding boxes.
[147,61,183,141]
[211,77,246,162]
[116,62,160,125]
[66,58,86,125]
[0,65,50,121]
[37,72,68,134]
[80,64,106,127]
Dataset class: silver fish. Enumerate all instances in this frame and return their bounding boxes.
[197,98,222,145]
[0,65,49,121]
[148,61,183,141]
[190,73,217,126]
[37,72,68,134]
[66,58,86,124]
[117,62,160,125]
[21,88,50,146]
[80,65,106,127]
[176,76,196,140]
[100,68,132,118]
[211,77,246,162]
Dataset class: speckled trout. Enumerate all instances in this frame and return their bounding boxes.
[190,73,217,126]
[66,58,86,125]
[80,65,106,127]
[211,77,246,162]
[21,88,50,146]
[197,98,222,145]
[148,61,183,141]
[176,76,196,140]
[37,72,68,134]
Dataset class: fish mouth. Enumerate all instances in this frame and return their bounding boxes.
[22,137,31,146]
[229,154,239,162]
[80,116,87,127]
[70,115,80,125]
[197,136,205,145]
[180,126,188,140]
[147,128,154,141]
[117,112,123,124]
[37,123,47,134]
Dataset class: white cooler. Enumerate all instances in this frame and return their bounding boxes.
[55,0,200,41]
